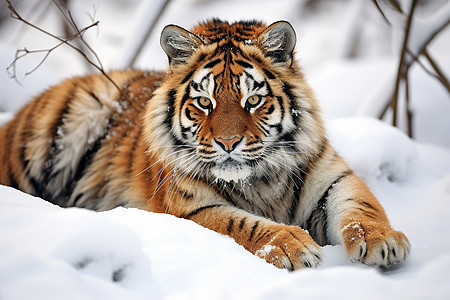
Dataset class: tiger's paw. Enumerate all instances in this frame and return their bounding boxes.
[254,226,321,271]
[342,220,411,268]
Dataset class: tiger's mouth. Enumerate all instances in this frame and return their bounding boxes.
[211,158,252,183]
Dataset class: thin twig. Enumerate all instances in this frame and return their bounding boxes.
[378,97,391,120]
[387,0,403,14]
[375,0,449,133]
[404,66,413,137]
[7,22,97,80]
[415,18,450,58]
[12,0,51,44]
[54,0,93,70]
[423,50,450,95]
[6,0,131,103]
[371,0,392,27]
[390,0,416,127]
[405,49,450,94]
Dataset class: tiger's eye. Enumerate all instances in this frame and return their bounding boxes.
[247,95,261,107]
[197,97,212,109]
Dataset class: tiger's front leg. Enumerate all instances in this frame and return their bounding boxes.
[169,198,322,270]
[325,169,411,267]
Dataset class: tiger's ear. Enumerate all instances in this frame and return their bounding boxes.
[160,25,203,66]
[258,21,296,66]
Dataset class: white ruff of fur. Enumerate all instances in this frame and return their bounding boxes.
[211,163,252,183]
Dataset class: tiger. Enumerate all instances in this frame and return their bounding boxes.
[0,19,410,270]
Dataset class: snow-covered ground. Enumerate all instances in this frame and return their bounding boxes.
[1,0,449,299]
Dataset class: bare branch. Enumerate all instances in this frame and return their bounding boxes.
[404,66,413,137]
[390,0,416,127]
[423,50,450,95]
[371,0,392,27]
[406,49,450,95]
[386,0,403,14]
[11,0,52,45]
[5,0,132,105]
[7,20,98,80]
[411,9,450,59]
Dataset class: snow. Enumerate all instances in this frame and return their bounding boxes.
[1,118,450,299]
[1,0,450,299]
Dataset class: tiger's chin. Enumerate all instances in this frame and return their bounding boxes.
[211,161,252,183]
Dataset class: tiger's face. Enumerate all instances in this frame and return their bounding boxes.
[145,20,324,183]
[175,53,294,182]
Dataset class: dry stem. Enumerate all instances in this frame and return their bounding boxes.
[5,0,131,103]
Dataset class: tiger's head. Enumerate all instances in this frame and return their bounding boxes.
[144,20,325,183]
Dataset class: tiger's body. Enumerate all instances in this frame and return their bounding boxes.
[0,19,410,270]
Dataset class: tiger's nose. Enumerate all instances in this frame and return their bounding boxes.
[215,136,243,153]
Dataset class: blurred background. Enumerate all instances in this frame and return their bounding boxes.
[0,0,449,148]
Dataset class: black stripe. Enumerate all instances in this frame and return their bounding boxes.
[4,122,20,190]
[254,229,271,245]
[197,54,207,62]
[182,191,194,200]
[253,80,265,91]
[60,116,114,202]
[185,107,194,121]
[227,218,234,233]
[256,124,270,136]
[249,221,259,241]
[263,68,276,79]
[239,218,246,230]
[181,70,195,84]
[18,95,43,195]
[302,143,327,178]
[246,140,260,146]
[164,89,176,128]
[304,170,352,245]
[356,208,378,219]
[281,81,294,99]
[204,59,221,69]
[359,200,380,212]
[244,71,265,92]
[9,174,19,190]
[88,91,102,105]
[191,82,201,92]
[319,171,352,204]
[288,171,304,223]
[275,96,285,121]
[200,73,212,92]
[183,204,223,219]
[198,149,216,155]
[282,82,300,125]
[277,132,296,150]
[72,192,84,206]
[180,85,191,110]
[199,142,212,147]
[40,84,77,201]
[235,60,253,69]
[269,123,283,134]
[29,175,48,201]
[264,80,273,98]
[180,127,191,139]
[250,54,262,63]
[241,146,263,153]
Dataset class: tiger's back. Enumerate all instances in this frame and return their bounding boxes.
[0,70,167,210]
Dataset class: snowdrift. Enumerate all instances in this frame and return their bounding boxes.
[1,117,449,299]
